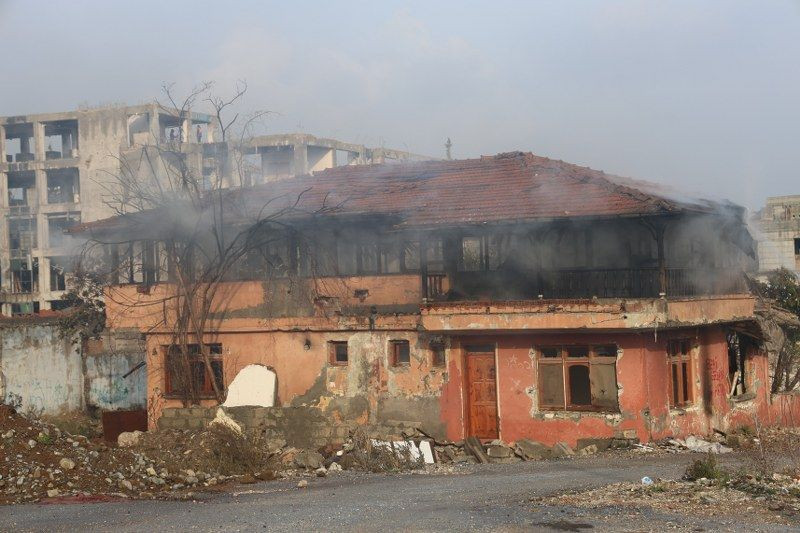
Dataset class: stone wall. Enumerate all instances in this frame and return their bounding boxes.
[157,405,423,449]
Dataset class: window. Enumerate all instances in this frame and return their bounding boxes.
[391,340,411,366]
[795,238,800,257]
[402,241,420,272]
[165,344,223,397]
[9,217,37,250]
[10,258,38,293]
[537,345,618,411]
[459,234,508,271]
[667,340,693,407]
[329,341,348,365]
[431,343,446,367]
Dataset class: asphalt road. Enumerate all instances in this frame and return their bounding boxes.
[1,453,796,532]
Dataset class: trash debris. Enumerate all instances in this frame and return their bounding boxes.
[641,476,653,485]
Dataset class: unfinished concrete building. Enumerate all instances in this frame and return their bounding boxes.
[0,105,426,315]
[754,195,800,275]
[75,152,800,447]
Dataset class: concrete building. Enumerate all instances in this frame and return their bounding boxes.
[0,105,427,315]
[77,152,799,447]
[755,195,800,275]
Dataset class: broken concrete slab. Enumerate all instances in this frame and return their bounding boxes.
[486,443,514,459]
[464,436,490,464]
[514,439,552,460]
[209,408,242,434]
[222,364,276,407]
[551,442,575,458]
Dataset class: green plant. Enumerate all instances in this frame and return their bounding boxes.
[684,453,729,482]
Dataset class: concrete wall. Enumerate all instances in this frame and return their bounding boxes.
[0,320,146,415]
[0,322,82,414]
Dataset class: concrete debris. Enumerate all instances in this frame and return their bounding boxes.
[117,430,144,448]
[667,436,733,454]
[208,408,242,435]
[514,439,553,460]
[297,480,308,488]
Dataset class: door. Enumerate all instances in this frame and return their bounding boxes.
[466,352,499,439]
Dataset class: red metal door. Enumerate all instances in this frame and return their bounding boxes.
[466,353,499,439]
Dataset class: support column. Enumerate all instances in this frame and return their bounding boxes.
[0,124,6,163]
[291,143,308,176]
[33,122,45,161]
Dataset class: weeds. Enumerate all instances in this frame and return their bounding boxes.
[684,453,729,483]
[193,424,276,476]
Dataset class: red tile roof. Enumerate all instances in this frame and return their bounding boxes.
[71,151,722,235]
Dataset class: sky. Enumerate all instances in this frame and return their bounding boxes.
[0,0,798,209]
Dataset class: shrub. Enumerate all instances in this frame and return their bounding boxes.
[684,453,728,482]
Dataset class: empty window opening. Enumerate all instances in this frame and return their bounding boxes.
[329,341,349,365]
[50,300,72,312]
[726,332,753,397]
[667,339,693,407]
[391,340,411,366]
[9,216,37,250]
[127,113,151,146]
[4,122,34,162]
[43,120,78,159]
[47,212,81,249]
[431,342,446,367]
[10,258,39,293]
[335,150,357,167]
[537,345,618,411]
[459,234,509,272]
[11,302,39,316]
[7,171,35,207]
[795,238,800,256]
[165,343,223,397]
[49,256,74,292]
[46,168,80,204]
[241,150,263,186]
[159,113,184,143]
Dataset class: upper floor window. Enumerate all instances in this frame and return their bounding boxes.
[391,340,411,366]
[459,234,508,272]
[537,345,618,411]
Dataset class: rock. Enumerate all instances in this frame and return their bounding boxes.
[551,442,575,458]
[117,430,144,448]
[486,444,514,459]
[209,408,242,434]
[33,468,42,479]
[577,444,598,456]
[514,439,553,460]
[146,467,157,476]
[119,480,133,491]
[239,474,257,484]
[59,458,76,470]
[46,489,60,498]
[294,450,324,470]
[27,439,37,448]
[297,479,308,488]
[315,467,327,477]
[184,469,196,477]
[185,476,199,485]
[327,462,342,473]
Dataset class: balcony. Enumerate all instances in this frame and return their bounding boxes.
[423,268,749,301]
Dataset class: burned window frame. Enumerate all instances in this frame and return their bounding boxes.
[458,233,509,272]
[431,341,447,367]
[164,343,223,398]
[667,339,693,408]
[390,340,411,367]
[537,344,619,412]
[329,341,349,366]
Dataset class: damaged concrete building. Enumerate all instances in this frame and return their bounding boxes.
[754,195,800,276]
[0,105,426,316]
[75,151,800,447]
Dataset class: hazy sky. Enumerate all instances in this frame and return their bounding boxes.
[1,0,798,209]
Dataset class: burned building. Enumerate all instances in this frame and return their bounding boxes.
[0,105,426,316]
[78,151,792,446]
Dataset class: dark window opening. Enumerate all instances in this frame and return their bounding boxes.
[9,217,37,250]
[537,345,619,411]
[7,171,35,207]
[165,343,223,396]
[726,332,749,397]
[49,257,73,292]
[431,343,446,367]
[458,234,508,272]
[795,238,800,256]
[47,212,81,249]
[11,302,40,315]
[329,341,348,365]
[10,258,38,293]
[391,340,411,366]
[46,168,80,204]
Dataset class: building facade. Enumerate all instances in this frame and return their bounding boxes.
[755,195,800,275]
[0,105,427,315]
[85,152,795,445]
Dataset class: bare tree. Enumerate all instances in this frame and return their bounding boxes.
[81,82,329,405]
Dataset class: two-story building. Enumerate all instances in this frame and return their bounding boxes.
[76,152,794,446]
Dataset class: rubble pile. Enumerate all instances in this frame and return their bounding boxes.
[0,406,269,504]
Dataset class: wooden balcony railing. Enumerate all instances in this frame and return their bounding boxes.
[423,268,748,301]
